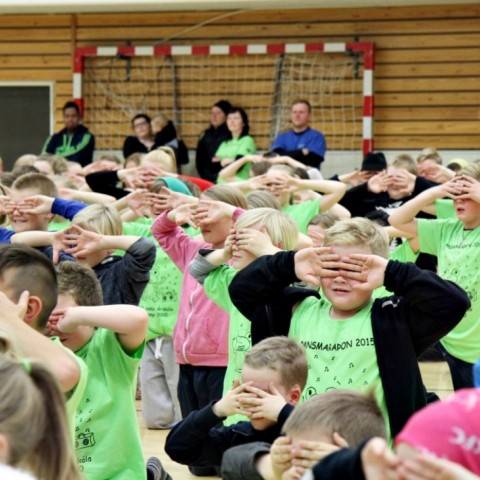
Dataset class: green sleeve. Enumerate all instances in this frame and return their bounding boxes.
[237,136,257,156]
[203,265,238,312]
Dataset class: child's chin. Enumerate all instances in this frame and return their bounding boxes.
[251,418,275,431]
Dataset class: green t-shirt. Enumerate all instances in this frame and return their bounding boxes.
[418,218,480,363]
[204,265,250,425]
[435,198,456,219]
[51,337,88,443]
[289,297,389,435]
[283,198,320,234]
[48,218,71,231]
[215,136,257,182]
[123,219,182,341]
[75,329,145,480]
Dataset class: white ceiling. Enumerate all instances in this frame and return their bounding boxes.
[0,0,475,14]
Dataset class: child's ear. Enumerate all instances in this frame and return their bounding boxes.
[288,384,302,406]
[24,294,43,328]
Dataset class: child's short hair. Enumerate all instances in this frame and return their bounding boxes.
[390,154,417,175]
[269,164,295,176]
[11,172,58,197]
[250,160,272,177]
[458,163,480,181]
[13,154,37,169]
[97,153,122,165]
[124,152,144,168]
[235,208,298,251]
[36,153,69,175]
[246,191,280,210]
[308,212,340,229]
[72,204,122,236]
[323,218,389,259]
[0,244,57,328]
[283,389,387,446]
[141,147,176,173]
[203,184,249,209]
[56,262,103,307]
[417,147,442,165]
[244,336,308,391]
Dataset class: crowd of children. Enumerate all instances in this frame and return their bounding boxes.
[0,99,479,480]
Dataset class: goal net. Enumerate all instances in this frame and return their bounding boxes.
[76,43,373,157]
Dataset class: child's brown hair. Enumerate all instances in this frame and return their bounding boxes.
[244,336,308,391]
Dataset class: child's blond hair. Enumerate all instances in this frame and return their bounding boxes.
[417,147,442,165]
[458,163,480,182]
[203,184,249,210]
[235,208,298,251]
[283,389,387,446]
[323,218,389,259]
[391,154,417,175]
[244,336,308,391]
[141,147,176,173]
[72,204,122,236]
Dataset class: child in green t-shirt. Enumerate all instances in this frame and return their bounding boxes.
[47,261,170,480]
[389,164,480,389]
[228,217,470,440]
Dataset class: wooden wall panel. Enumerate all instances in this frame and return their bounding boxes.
[0,4,479,156]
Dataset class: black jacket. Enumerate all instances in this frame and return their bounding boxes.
[195,123,231,181]
[165,400,293,468]
[228,252,470,438]
[339,176,437,219]
[43,124,95,167]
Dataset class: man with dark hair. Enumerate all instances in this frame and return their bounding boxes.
[42,101,95,166]
[271,100,326,170]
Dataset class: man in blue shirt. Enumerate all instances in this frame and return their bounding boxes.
[271,100,326,169]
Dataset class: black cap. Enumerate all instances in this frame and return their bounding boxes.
[214,100,232,116]
[361,152,387,172]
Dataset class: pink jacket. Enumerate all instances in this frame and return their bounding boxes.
[151,212,229,367]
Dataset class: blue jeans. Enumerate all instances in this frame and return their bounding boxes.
[435,343,474,390]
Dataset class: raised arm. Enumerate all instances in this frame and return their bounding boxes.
[217,155,263,183]
[0,291,80,393]
[56,304,148,351]
[388,179,460,236]
[286,177,347,213]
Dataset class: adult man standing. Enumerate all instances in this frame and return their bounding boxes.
[43,101,95,166]
[271,99,326,169]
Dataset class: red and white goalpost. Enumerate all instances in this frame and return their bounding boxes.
[73,41,374,156]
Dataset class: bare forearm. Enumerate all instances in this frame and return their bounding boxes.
[389,190,437,228]
[67,305,148,334]
[11,231,54,246]
[0,318,79,392]
[99,235,142,252]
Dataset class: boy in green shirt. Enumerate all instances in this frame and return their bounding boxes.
[47,261,168,480]
[389,165,480,389]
